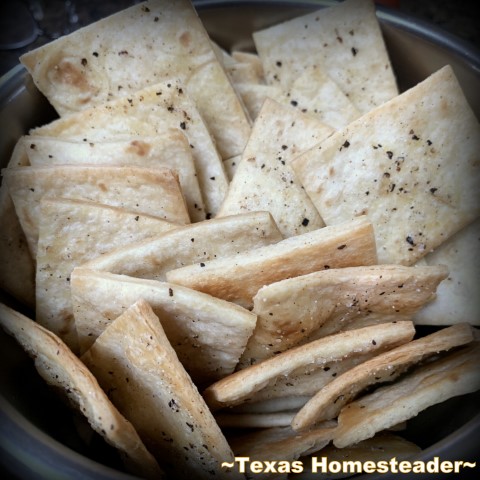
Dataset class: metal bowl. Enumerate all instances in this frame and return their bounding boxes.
[1,2,479,479]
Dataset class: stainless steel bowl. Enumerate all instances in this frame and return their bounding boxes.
[1,2,479,479]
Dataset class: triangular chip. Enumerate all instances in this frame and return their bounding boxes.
[166,216,377,309]
[30,81,229,217]
[203,321,415,411]
[253,0,398,113]
[20,0,250,160]
[25,131,205,222]
[70,268,256,384]
[292,323,475,430]
[234,83,283,122]
[81,299,238,479]
[217,99,331,237]
[241,264,448,366]
[36,197,176,351]
[333,342,480,448]
[3,164,189,255]
[81,211,282,280]
[414,218,480,325]
[292,65,480,265]
[0,302,163,479]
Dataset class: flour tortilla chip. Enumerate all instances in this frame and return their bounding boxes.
[20,0,250,160]
[0,302,162,479]
[234,83,283,121]
[231,51,265,82]
[253,0,398,113]
[223,154,241,181]
[81,211,282,281]
[217,99,331,237]
[298,433,421,480]
[36,197,176,352]
[203,321,415,411]
[0,140,35,307]
[25,131,205,222]
[333,342,480,448]
[70,268,256,385]
[230,396,312,414]
[414,218,480,325]
[292,323,475,430]
[81,299,238,480]
[292,65,480,265]
[3,164,189,256]
[167,216,377,309]
[241,264,448,366]
[216,412,295,429]
[31,81,229,218]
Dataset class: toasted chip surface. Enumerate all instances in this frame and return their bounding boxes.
[3,164,189,256]
[81,211,282,281]
[71,268,256,384]
[20,0,250,160]
[292,323,474,430]
[167,216,377,309]
[82,299,238,480]
[217,99,331,237]
[333,342,480,448]
[241,264,448,366]
[203,321,415,411]
[36,197,176,351]
[292,66,480,265]
[0,302,163,479]
[253,0,398,113]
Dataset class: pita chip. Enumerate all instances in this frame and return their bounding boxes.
[241,264,448,366]
[253,0,398,113]
[292,323,475,430]
[0,302,162,479]
[31,81,229,217]
[292,65,480,265]
[414,218,480,326]
[166,216,377,309]
[3,164,189,256]
[217,99,332,237]
[333,342,480,448]
[82,299,239,480]
[203,321,415,411]
[0,140,35,307]
[36,197,176,351]
[20,0,250,160]
[81,211,282,281]
[70,268,256,384]
[25,131,205,222]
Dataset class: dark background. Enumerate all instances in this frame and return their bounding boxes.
[0,0,479,76]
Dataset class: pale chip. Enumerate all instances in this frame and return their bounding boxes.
[0,302,163,479]
[166,216,377,309]
[81,211,282,281]
[81,299,237,479]
[216,412,295,429]
[70,268,256,385]
[292,65,480,265]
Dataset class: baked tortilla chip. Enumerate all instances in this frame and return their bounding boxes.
[166,216,377,309]
[0,302,162,479]
[82,299,238,480]
[203,321,415,411]
[81,211,282,281]
[217,99,331,237]
[233,83,283,122]
[20,0,250,160]
[292,65,480,265]
[70,268,256,384]
[36,197,176,351]
[31,81,229,217]
[292,323,474,430]
[216,412,295,429]
[26,131,205,222]
[333,342,480,448]
[241,264,448,366]
[414,218,480,325]
[3,164,189,256]
[253,0,398,113]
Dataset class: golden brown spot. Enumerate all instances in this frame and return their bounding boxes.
[51,60,90,91]
[98,183,108,192]
[179,31,192,47]
[126,140,151,157]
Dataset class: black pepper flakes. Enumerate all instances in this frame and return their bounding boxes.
[386,151,393,159]
[290,100,298,107]
[302,218,309,227]
[276,61,282,67]
[180,121,186,130]
[92,51,99,57]
[430,187,438,194]
[81,58,88,66]
[169,288,174,297]
[351,47,358,56]
[200,262,206,267]
[406,235,415,246]
[337,244,347,250]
